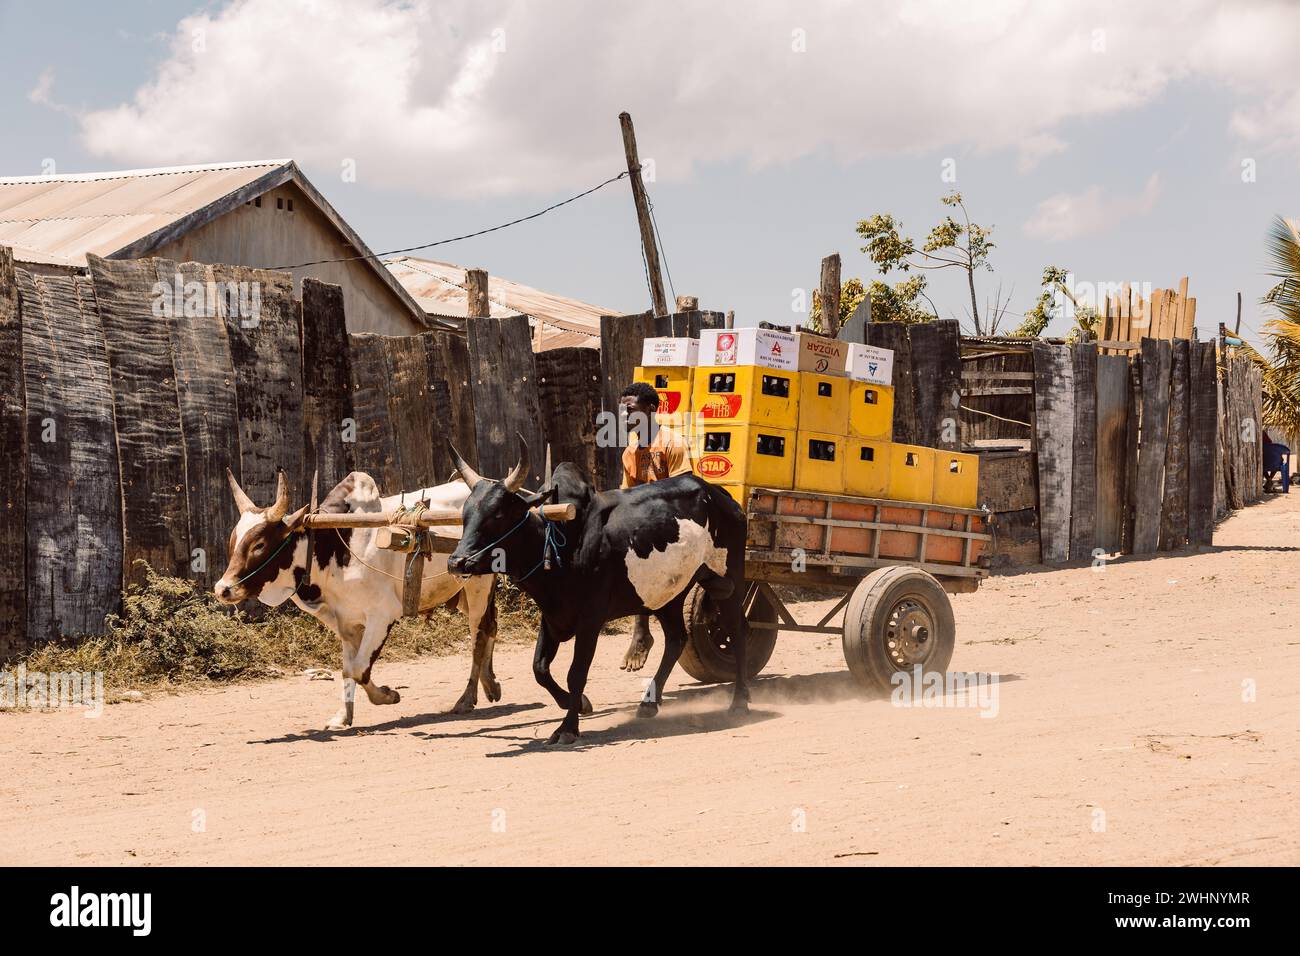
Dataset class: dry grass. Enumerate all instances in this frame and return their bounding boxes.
[14,564,539,699]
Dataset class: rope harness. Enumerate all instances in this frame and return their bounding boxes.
[458,509,566,582]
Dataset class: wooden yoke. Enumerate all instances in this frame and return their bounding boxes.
[301,500,577,618]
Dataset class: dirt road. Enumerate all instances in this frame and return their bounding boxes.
[4,493,1298,866]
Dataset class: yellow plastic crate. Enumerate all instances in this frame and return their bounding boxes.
[933,450,979,509]
[692,366,799,429]
[633,365,694,427]
[794,430,846,494]
[797,372,850,435]
[845,438,891,498]
[693,424,795,489]
[887,443,935,504]
[848,381,894,440]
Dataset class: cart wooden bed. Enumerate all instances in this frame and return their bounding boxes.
[677,487,992,693]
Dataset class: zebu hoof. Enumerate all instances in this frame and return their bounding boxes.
[580,694,593,716]
[325,713,352,731]
[377,686,401,705]
[546,728,579,746]
[451,696,476,715]
[484,679,502,703]
[728,699,750,717]
[636,701,659,719]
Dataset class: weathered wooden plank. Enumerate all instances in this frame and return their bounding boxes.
[976,450,1037,513]
[19,269,123,639]
[1121,354,1142,553]
[88,255,189,585]
[1069,343,1098,559]
[423,331,476,477]
[1160,339,1191,550]
[167,261,241,587]
[0,247,26,658]
[986,508,1041,568]
[1133,338,1171,553]
[536,346,602,482]
[1095,354,1130,552]
[865,321,917,444]
[214,265,305,510]
[468,315,547,487]
[1032,342,1074,564]
[1188,341,1217,546]
[301,278,355,492]
[384,334,438,493]
[348,333,402,492]
[908,320,962,449]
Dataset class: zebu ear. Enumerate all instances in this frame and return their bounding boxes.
[448,442,481,490]
[521,486,557,507]
[503,433,530,492]
[227,468,257,514]
[266,470,290,522]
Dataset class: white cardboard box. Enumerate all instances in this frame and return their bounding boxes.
[641,337,700,367]
[699,327,799,371]
[846,343,895,385]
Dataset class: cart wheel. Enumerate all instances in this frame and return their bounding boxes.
[678,583,778,684]
[842,566,955,694]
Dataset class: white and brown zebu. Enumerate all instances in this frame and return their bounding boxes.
[214,470,499,730]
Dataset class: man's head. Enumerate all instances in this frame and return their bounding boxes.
[620,381,659,439]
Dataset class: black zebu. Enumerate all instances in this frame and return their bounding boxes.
[445,441,750,745]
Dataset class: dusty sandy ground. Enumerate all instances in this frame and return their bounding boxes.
[3,493,1298,867]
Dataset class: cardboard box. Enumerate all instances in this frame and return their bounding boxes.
[796,333,849,374]
[846,343,895,385]
[641,337,699,367]
[699,327,799,371]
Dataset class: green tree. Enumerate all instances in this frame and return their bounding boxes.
[1013,265,1097,339]
[856,192,995,333]
[1238,216,1300,436]
[809,276,868,331]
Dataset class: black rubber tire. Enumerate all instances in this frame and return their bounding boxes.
[677,583,778,683]
[841,566,955,694]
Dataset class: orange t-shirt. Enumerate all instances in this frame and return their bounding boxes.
[621,424,693,488]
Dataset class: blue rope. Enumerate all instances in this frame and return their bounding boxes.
[515,518,566,582]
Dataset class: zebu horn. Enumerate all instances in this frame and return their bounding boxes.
[448,442,482,490]
[283,503,310,529]
[503,433,530,492]
[226,468,257,514]
[266,470,290,522]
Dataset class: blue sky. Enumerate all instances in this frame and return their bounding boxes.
[3,0,1298,348]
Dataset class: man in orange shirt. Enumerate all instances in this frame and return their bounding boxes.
[619,381,694,670]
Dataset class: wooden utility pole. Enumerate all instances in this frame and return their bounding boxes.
[619,112,668,317]
[466,269,490,318]
[820,253,842,335]
[675,295,698,311]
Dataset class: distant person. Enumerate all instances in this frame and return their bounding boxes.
[618,380,694,671]
[1263,431,1290,492]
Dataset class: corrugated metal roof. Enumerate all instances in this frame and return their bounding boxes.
[385,255,612,351]
[0,161,289,266]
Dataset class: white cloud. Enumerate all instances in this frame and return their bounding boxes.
[64,0,1300,198]
[1023,173,1161,242]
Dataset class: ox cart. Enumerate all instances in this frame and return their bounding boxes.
[678,488,991,693]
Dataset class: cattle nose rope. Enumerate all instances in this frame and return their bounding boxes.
[516,518,566,582]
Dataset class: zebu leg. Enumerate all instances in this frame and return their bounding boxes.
[355,617,401,706]
[637,598,689,718]
[546,622,599,746]
[533,619,592,715]
[452,576,500,714]
[327,628,361,730]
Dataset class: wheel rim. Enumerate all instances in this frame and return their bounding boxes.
[700,599,732,656]
[882,596,936,668]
